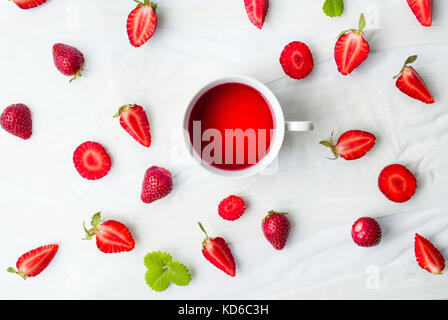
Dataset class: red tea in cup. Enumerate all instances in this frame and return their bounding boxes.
[188,82,275,171]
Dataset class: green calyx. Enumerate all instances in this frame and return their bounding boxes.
[393,55,417,79]
[69,69,83,83]
[264,210,288,221]
[135,0,157,12]
[336,13,366,39]
[319,131,339,160]
[83,212,103,240]
[113,104,136,118]
[7,267,28,280]
[197,222,211,248]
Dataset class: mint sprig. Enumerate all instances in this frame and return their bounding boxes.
[323,0,344,17]
[144,251,191,292]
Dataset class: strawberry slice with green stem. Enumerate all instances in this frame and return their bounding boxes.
[320,130,376,160]
[127,0,158,47]
[8,244,59,279]
[334,13,370,75]
[114,104,151,148]
[394,55,434,104]
[198,222,236,277]
[407,0,432,27]
[415,233,445,274]
[83,212,135,253]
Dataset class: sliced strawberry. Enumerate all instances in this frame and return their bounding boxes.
[378,164,417,203]
[83,212,135,253]
[415,233,445,274]
[198,222,236,277]
[12,0,47,9]
[218,195,246,221]
[244,0,269,29]
[334,13,370,76]
[320,130,376,160]
[280,41,314,80]
[407,0,432,27]
[127,1,157,47]
[114,104,151,148]
[8,244,58,279]
[394,55,434,104]
[73,141,111,180]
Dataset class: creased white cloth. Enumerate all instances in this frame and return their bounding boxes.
[1,0,448,299]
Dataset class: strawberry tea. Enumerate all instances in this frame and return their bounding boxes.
[188,82,275,171]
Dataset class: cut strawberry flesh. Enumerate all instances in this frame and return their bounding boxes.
[127,3,157,47]
[202,237,236,277]
[407,0,432,27]
[415,234,445,274]
[335,32,370,75]
[16,244,58,278]
[96,221,135,253]
[244,0,269,29]
[119,106,151,147]
[73,141,111,180]
[13,0,47,9]
[396,66,434,104]
[378,164,417,203]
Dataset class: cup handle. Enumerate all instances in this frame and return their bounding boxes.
[285,121,313,132]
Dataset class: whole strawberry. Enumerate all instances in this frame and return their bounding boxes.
[0,104,32,140]
[52,43,85,82]
[262,211,290,250]
[351,217,382,247]
[141,166,173,203]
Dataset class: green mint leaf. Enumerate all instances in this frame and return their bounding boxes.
[167,262,191,286]
[145,268,170,292]
[144,251,172,270]
[323,0,344,17]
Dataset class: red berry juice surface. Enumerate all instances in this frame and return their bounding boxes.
[188,82,275,171]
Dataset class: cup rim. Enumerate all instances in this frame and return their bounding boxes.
[182,75,285,178]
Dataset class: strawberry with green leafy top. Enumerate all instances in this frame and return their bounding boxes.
[83,212,135,253]
[114,104,151,148]
[320,130,376,160]
[198,222,236,277]
[394,55,434,104]
[8,244,59,279]
[127,0,158,47]
[334,14,370,75]
[262,211,290,250]
[144,251,191,292]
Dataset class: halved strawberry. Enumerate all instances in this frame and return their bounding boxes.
[8,244,58,279]
[394,55,434,104]
[415,233,445,274]
[114,104,151,148]
[320,130,376,160]
[334,13,370,75]
[378,164,417,203]
[407,0,432,27]
[12,0,47,9]
[280,41,314,80]
[198,222,236,277]
[73,141,111,180]
[83,212,135,253]
[127,0,157,47]
[244,0,269,29]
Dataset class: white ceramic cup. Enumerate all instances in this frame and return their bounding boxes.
[182,75,313,178]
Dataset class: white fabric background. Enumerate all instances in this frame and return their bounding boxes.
[1,0,448,299]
